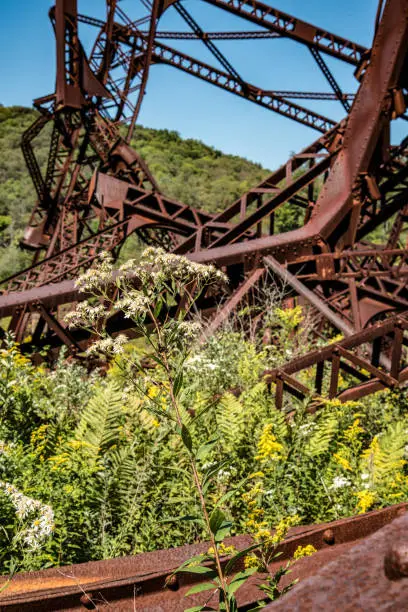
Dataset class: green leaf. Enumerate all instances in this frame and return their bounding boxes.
[173,554,207,573]
[186,581,217,596]
[191,397,220,423]
[173,371,183,397]
[145,403,174,422]
[159,514,203,525]
[196,438,218,462]
[165,496,196,505]
[228,567,258,595]
[214,520,232,543]
[215,490,237,508]
[215,476,251,508]
[228,595,238,612]
[209,508,225,535]
[184,607,216,612]
[225,543,259,574]
[180,424,193,452]
[179,566,218,578]
[150,354,165,368]
[153,299,163,319]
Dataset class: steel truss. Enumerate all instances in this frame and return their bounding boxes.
[0,0,407,413]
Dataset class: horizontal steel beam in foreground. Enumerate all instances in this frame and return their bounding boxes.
[0,504,405,610]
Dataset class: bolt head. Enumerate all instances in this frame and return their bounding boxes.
[384,543,408,580]
[165,574,179,591]
[80,592,96,610]
[323,528,335,545]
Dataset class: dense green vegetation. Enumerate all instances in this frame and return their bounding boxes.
[0,280,407,577]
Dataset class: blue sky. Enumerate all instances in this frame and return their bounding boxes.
[0,0,379,169]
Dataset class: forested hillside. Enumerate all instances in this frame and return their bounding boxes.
[0,105,269,279]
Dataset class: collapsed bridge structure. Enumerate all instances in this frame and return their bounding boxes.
[0,0,408,412]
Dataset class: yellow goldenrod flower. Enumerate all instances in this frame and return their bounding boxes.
[255,424,284,462]
[333,453,352,472]
[244,554,260,569]
[249,471,265,479]
[329,333,344,344]
[255,527,271,541]
[147,385,160,399]
[271,515,300,544]
[356,490,376,514]
[218,543,236,555]
[293,544,317,560]
[343,419,364,444]
[207,543,236,556]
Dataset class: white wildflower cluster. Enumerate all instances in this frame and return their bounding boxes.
[137,247,228,287]
[65,302,106,329]
[217,467,237,483]
[86,334,128,357]
[201,461,217,472]
[162,320,202,350]
[297,423,316,436]
[115,290,150,320]
[0,481,54,550]
[360,472,371,489]
[329,476,351,490]
[75,252,114,293]
[177,321,202,341]
[118,259,138,274]
[185,354,217,373]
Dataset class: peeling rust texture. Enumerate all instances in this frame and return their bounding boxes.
[265,510,408,611]
[0,504,406,611]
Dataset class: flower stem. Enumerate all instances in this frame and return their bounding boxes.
[165,359,230,611]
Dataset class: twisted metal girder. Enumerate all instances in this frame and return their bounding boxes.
[1,0,408,378]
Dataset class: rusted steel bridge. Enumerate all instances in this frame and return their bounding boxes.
[0,1,408,608]
[0,0,407,414]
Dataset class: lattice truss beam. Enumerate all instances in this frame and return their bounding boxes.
[0,0,408,410]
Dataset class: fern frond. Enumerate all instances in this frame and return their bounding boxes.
[74,382,123,457]
[269,406,289,442]
[217,392,245,452]
[362,421,407,485]
[127,396,162,434]
[108,447,143,512]
[303,413,338,458]
[243,382,288,439]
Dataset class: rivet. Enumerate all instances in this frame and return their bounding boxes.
[384,543,408,580]
[80,592,96,610]
[165,574,179,591]
[323,528,335,545]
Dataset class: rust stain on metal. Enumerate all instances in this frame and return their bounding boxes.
[0,504,406,610]
[265,510,408,611]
